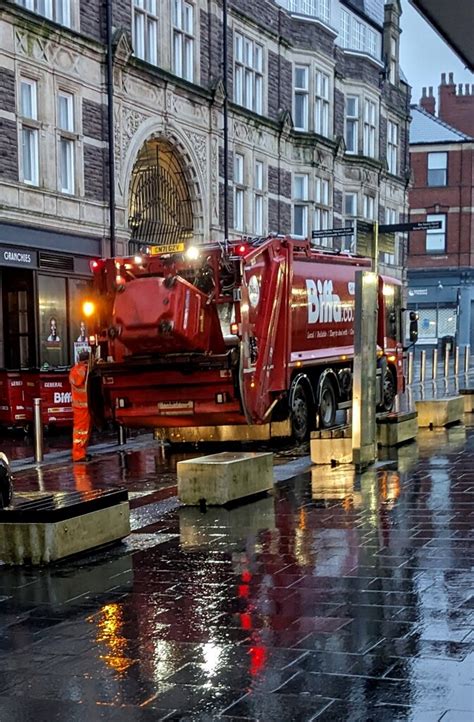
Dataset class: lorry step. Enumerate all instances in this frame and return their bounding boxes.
[177,451,273,506]
[0,488,130,565]
[415,396,464,429]
[376,410,418,447]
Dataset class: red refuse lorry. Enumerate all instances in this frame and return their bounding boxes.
[86,236,406,442]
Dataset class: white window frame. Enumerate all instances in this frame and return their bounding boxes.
[133,0,158,65]
[234,32,264,115]
[16,0,72,27]
[426,213,446,253]
[254,160,264,235]
[363,99,376,158]
[387,120,398,175]
[293,173,309,238]
[173,0,194,82]
[19,78,39,187]
[427,152,448,187]
[383,207,397,265]
[57,91,75,195]
[294,65,309,132]
[344,192,357,219]
[234,153,245,232]
[314,177,331,244]
[315,70,330,137]
[345,96,358,153]
[363,194,375,221]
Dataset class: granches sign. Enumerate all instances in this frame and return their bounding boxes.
[0,247,38,268]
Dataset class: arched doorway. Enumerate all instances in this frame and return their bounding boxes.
[128,138,194,250]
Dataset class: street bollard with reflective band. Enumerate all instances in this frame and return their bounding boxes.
[444,346,450,379]
[432,348,438,380]
[454,346,460,376]
[407,352,414,386]
[464,345,470,374]
[117,425,126,446]
[34,398,43,463]
[420,350,426,384]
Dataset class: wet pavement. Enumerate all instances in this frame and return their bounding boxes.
[0,425,473,720]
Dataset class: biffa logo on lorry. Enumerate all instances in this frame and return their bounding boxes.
[53,392,72,404]
[306,279,353,324]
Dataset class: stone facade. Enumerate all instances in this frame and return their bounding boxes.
[0,0,410,276]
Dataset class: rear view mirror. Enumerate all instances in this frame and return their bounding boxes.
[409,311,418,344]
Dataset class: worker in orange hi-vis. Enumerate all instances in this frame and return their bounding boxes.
[69,350,92,462]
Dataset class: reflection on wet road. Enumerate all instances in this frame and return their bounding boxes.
[0,428,473,720]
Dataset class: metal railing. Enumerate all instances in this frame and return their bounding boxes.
[407,344,471,387]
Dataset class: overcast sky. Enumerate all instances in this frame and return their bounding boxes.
[399,0,474,106]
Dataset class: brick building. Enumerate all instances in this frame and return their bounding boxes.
[0,0,410,369]
[408,73,474,350]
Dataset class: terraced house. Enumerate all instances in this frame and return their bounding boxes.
[0,0,410,369]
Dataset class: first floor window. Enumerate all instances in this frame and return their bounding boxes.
[234,153,244,231]
[426,214,446,253]
[363,99,376,158]
[59,137,74,194]
[21,127,39,185]
[363,194,375,220]
[294,65,309,131]
[16,0,72,27]
[173,0,194,81]
[428,152,447,186]
[133,0,158,65]
[345,96,358,153]
[234,32,263,114]
[387,120,398,175]
[383,207,397,265]
[254,160,264,235]
[344,192,357,218]
[293,173,308,237]
[315,70,330,137]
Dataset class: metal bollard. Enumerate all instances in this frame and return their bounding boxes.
[444,345,450,379]
[407,352,414,385]
[117,424,126,446]
[454,346,460,376]
[464,345,470,374]
[420,349,426,383]
[432,348,438,380]
[33,398,43,463]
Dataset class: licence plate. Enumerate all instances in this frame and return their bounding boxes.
[158,401,194,415]
[150,243,185,255]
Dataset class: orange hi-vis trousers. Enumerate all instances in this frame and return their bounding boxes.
[69,361,91,462]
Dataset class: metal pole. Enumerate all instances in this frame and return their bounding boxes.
[444,345,450,379]
[420,349,426,384]
[118,425,126,446]
[106,0,116,257]
[222,0,229,246]
[432,348,438,380]
[464,345,470,374]
[407,352,414,386]
[33,398,43,463]
[454,346,460,376]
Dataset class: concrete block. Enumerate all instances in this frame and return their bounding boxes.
[310,425,352,465]
[179,495,276,549]
[177,451,273,506]
[416,396,464,428]
[377,411,418,447]
[459,388,474,413]
[0,502,130,565]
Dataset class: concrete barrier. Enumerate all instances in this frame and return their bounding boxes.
[310,425,352,465]
[415,396,464,428]
[177,451,273,506]
[377,411,418,447]
[0,489,130,565]
[459,388,474,414]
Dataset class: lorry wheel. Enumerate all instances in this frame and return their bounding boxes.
[318,378,336,429]
[290,382,311,442]
[379,368,396,412]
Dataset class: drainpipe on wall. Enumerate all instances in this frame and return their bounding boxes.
[106,0,116,258]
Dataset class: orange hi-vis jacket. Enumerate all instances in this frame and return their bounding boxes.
[69,360,91,462]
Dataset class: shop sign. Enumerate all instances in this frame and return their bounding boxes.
[0,247,38,268]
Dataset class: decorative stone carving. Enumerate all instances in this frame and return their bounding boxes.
[113,30,133,66]
[15,30,82,76]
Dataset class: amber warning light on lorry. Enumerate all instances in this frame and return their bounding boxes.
[82,301,96,318]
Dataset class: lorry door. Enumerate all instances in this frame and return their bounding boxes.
[239,243,288,423]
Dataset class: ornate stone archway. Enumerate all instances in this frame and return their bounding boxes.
[128,137,195,249]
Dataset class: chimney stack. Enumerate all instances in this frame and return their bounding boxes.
[420,85,435,115]
[438,72,474,136]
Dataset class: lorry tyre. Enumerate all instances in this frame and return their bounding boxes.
[318,378,336,429]
[378,367,396,412]
[290,381,311,442]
